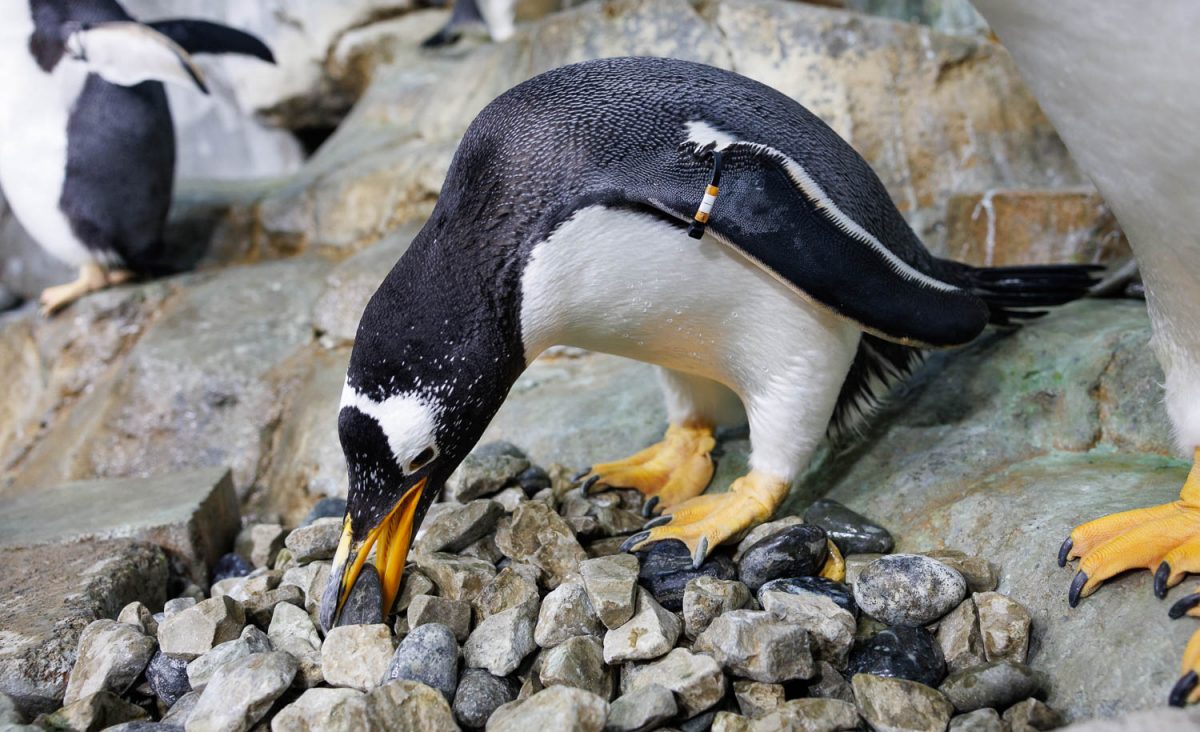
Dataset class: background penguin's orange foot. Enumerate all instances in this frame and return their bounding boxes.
[575,421,716,515]
[620,470,788,567]
[1169,590,1200,706]
[1060,450,1200,605]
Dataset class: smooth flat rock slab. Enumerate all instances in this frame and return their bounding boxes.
[0,468,238,582]
[0,539,167,718]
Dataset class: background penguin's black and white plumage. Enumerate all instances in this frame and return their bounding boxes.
[320,56,1096,626]
[422,0,517,48]
[0,0,274,314]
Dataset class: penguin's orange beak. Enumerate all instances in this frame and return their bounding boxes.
[320,477,426,630]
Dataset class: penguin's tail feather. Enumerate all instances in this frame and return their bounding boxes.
[941,261,1102,326]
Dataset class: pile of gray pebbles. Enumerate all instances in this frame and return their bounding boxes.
[39,442,1061,731]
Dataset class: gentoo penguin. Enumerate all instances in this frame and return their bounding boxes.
[423,0,515,47]
[0,0,274,314]
[319,56,1097,628]
[969,0,1200,706]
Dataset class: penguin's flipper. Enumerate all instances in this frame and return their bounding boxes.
[147,20,275,64]
[63,21,208,93]
[636,142,990,349]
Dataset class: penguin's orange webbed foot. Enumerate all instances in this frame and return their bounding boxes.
[620,470,789,567]
[38,264,131,316]
[575,421,716,514]
[1060,450,1200,605]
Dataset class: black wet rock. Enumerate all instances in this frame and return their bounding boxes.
[938,661,1048,713]
[853,554,966,626]
[146,651,191,706]
[211,553,254,584]
[517,465,551,496]
[636,542,737,612]
[803,499,893,554]
[757,576,858,617]
[335,564,383,627]
[385,623,460,702]
[847,625,947,688]
[301,496,347,527]
[453,668,520,728]
[737,525,828,591]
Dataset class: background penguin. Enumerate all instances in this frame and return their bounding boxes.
[422,0,517,47]
[970,0,1200,706]
[0,0,274,314]
[318,56,1098,627]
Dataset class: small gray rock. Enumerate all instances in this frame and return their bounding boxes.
[755,698,862,731]
[683,576,751,640]
[693,609,815,683]
[1002,698,1064,731]
[162,690,201,726]
[852,673,954,732]
[464,598,538,675]
[395,570,437,613]
[853,554,967,627]
[732,680,785,718]
[268,602,324,687]
[408,594,472,642]
[336,563,384,627]
[242,584,305,629]
[301,497,347,527]
[606,683,677,731]
[949,708,1007,732]
[580,554,640,630]
[939,661,1048,713]
[536,578,605,647]
[807,661,856,705]
[487,684,608,732]
[64,619,157,705]
[187,652,297,732]
[158,596,245,660]
[975,591,1033,663]
[602,588,682,664]
[321,624,396,691]
[760,585,855,668]
[117,601,158,636]
[445,442,530,502]
[165,597,198,616]
[477,564,541,619]
[365,679,459,730]
[146,651,192,706]
[496,501,588,589]
[539,635,611,700]
[621,648,726,717]
[414,552,498,604]
[926,551,999,594]
[236,523,287,569]
[42,691,149,731]
[285,517,342,564]
[384,623,459,702]
[186,626,272,690]
[416,499,504,554]
[453,669,519,728]
[937,599,987,673]
[270,687,370,732]
[280,561,332,616]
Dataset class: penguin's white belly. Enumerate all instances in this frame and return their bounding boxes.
[0,38,93,267]
[519,206,862,399]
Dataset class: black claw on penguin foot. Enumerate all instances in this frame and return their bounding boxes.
[573,467,592,483]
[620,531,651,553]
[1169,670,1198,707]
[692,537,709,569]
[641,496,660,518]
[1169,593,1200,620]
[643,514,672,530]
[1068,571,1088,608]
[1057,537,1073,567]
[1156,562,1173,599]
[580,475,600,494]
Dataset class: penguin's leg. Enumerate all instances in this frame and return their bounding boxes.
[1060,449,1200,608]
[623,323,859,569]
[577,370,736,512]
[39,263,132,315]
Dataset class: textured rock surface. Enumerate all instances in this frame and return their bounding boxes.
[321,625,395,691]
[539,635,611,700]
[488,684,608,732]
[158,597,246,660]
[453,669,519,729]
[580,554,640,630]
[63,620,157,705]
[383,623,459,702]
[684,576,753,640]
[760,584,856,668]
[693,610,814,683]
[848,625,947,688]
[270,687,371,732]
[853,554,967,627]
[365,679,459,731]
[186,652,297,732]
[603,589,682,664]
[621,648,725,718]
[939,661,1047,713]
[607,683,677,731]
[535,578,605,647]
[852,673,955,732]
[463,600,538,676]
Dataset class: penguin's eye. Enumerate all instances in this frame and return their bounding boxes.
[406,446,437,474]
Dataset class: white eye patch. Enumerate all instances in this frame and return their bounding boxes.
[340,382,439,471]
